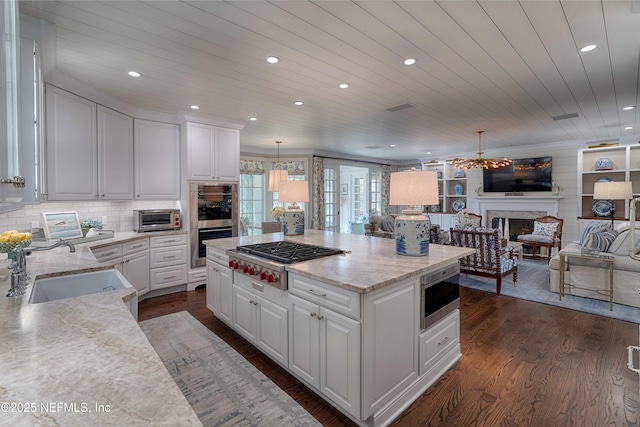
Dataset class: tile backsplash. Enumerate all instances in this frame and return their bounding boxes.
[0,200,180,233]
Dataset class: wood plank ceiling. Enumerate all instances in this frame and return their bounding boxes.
[19,0,640,162]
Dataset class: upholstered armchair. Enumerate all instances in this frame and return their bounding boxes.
[455,209,483,227]
[517,216,563,263]
[449,227,518,296]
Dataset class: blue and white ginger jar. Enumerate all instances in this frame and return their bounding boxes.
[454,182,464,195]
[595,158,613,171]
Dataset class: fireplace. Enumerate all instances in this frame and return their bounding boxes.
[490,217,535,241]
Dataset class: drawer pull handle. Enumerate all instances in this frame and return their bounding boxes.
[164,275,177,280]
[628,346,640,374]
[162,239,177,243]
[438,336,450,346]
[163,255,176,259]
[132,244,145,249]
[100,251,118,257]
[309,289,327,297]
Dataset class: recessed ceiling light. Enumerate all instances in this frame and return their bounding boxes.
[580,45,596,53]
[249,117,257,121]
[390,144,396,147]
[190,105,199,110]
[623,106,635,111]
[625,126,633,130]
[127,71,142,77]
[404,58,416,65]
[267,56,279,64]
[339,83,349,89]
[294,101,304,106]
[426,152,431,155]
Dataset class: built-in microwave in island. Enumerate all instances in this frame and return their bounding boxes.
[420,263,460,330]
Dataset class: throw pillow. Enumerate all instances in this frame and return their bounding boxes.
[608,228,640,255]
[581,229,619,252]
[580,221,611,244]
[381,215,395,232]
[532,221,559,237]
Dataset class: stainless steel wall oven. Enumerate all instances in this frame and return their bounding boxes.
[190,183,238,267]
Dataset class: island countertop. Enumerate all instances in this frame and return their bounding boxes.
[0,230,201,426]
[205,230,475,293]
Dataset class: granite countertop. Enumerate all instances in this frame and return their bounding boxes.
[0,230,201,426]
[205,230,475,293]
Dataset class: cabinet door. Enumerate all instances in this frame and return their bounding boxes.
[134,119,180,199]
[289,294,321,388]
[232,284,257,342]
[97,105,133,200]
[257,296,288,366]
[46,85,97,200]
[320,307,361,419]
[218,265,233,325]
[187,123,215,180]
[206,262,220,313]
[214,127,240,182]
[122,250,150,296]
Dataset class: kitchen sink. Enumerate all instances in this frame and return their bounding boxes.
[29,269,138,319]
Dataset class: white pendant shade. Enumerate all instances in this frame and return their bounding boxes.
[268,169,289,192]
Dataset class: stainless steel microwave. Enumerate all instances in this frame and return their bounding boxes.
[133,209,181,232]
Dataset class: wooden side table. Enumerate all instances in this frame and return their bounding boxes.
[558,251,614,311]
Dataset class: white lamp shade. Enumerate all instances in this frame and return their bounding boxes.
[390,170,439,206]
[593,181,633,200]
[267,169,289,192]
[279,180,310,203]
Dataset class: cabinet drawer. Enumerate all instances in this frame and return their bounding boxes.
[150,233,188,248]
[92,244,123,262]
[150,264,188,290]
[207,246,229,264]
[188,268,207,284]
[149,246,187,268]
[419,310,459,375]
[122,238,149,255]
[289,274,361,320]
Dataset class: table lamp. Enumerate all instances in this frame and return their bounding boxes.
[593,181,633,226]
[390,169,439,256]
[279,180,309,235]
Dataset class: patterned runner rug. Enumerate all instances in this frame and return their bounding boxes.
[140,311,322,427]
[460,258,640,324]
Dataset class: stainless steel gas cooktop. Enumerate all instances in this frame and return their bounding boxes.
[235,241,344,264]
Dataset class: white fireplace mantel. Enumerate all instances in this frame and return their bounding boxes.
[476,196,564,225]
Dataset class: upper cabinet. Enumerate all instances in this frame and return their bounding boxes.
[186,122,240,182]
[134,119,180,200]
[45,85,133,200]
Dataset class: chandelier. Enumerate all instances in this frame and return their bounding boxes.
[451,131,512,170]
[268,141,288,192]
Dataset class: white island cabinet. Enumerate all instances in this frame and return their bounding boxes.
[206,246,233,326]
[204,231,474,427]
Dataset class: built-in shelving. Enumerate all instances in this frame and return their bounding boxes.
[422,161,467,214]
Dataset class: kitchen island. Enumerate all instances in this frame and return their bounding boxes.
[0,230,201,427]
[205,230,474,427]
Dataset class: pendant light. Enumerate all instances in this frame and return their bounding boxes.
[268,141,288,192]
[451,131,512,170]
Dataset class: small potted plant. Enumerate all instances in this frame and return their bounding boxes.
[270,206,284,222]
[80,218,103,236]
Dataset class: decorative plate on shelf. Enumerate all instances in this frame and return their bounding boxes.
[595,175,612,183]
[592,200,615,217]
[430,204,440,213]
[451,199,466,212]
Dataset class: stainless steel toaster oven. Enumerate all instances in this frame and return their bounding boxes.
[133,209,181,232]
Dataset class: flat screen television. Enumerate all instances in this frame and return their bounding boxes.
[482,156,552,193]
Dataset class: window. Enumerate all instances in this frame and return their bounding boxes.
[370,171,381,215]
[239,173,264,236]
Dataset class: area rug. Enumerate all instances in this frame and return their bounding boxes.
[139,311,322,427]
[460,258,640,324]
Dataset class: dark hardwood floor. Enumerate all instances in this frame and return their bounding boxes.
[138,286,640,427]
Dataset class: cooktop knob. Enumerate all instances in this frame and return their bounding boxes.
[260,271,267,280]
[243,265,249,273]
[267,274,274,283]
[249,267,256,275]
[233,261,240,269]
[228,260,234,268]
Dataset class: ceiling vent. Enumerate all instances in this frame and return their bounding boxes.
[552,112,579,121]
[386,103,413,112]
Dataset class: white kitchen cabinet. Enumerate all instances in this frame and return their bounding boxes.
[186,122,240,182]
[91,238,150,296]
[45,85,133,200]
[134,119,180,199]
[149,234,188,290]
[289,293,361,419]
[232,274,289,368]
[207,259,233,325]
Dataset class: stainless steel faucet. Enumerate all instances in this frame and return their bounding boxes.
[6,240,76,297]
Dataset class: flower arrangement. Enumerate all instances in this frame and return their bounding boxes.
[269,206,284,222]
[80,218,103,230]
